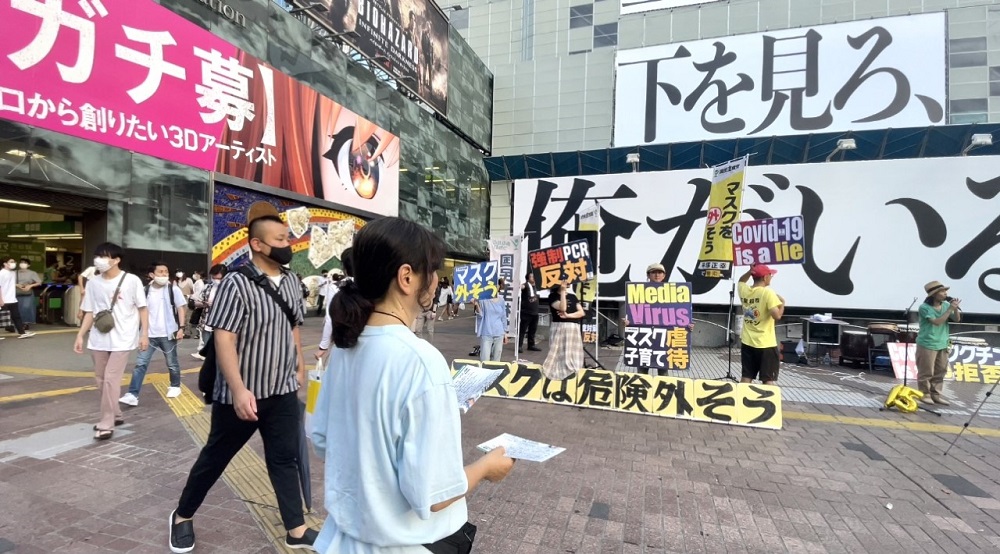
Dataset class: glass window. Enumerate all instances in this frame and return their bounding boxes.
[990,66,1000,97]
[951,99,988,113]
[950,52,987,68]
[593,22,617,48]
[450,8,469,30]
[949,37,987,53]
[124,154,210,253]
[569,5,593,29]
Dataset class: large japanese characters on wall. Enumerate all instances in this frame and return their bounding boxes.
[614,13,946,146]
[512,156,1000,313]
[212,182,363,277]
[309,0,450,115]
[0,0,400,217]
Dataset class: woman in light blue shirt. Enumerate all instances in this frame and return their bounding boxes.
[310,217,515,554]
[473,278,508,362]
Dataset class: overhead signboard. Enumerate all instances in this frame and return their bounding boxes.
[614,13,946,146]
[305,0,450,115]
[621,0,722,16]
[512,156,1000,313]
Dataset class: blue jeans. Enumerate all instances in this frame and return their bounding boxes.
[127,336,180,395]
[17,295,36,324]
[480,335,504,362]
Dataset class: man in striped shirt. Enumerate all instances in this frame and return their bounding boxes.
[170,215,317,553]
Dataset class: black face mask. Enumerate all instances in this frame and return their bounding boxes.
[263,243,293,265]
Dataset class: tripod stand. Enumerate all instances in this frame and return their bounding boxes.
[722,281,739,382]
[944,376,999,455]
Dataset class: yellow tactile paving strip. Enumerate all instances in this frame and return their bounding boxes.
[155,382,323,553]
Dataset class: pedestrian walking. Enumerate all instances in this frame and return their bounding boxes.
[15,258,42,329]
[309,216,514,553]
[120,262,186,405]
[73,243,149,440]
[437,277,456,319]
[316,248,353,361]
[192,264,228,361]
[1,257,36,339]
[169,214,317,553]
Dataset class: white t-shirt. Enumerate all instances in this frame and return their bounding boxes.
[310,325,468,553]
[0,268,15,305]
[192,279,206,302]
[81,272,147,351]
[146,284,185,338]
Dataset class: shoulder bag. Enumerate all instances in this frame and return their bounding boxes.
[93,273,127,334]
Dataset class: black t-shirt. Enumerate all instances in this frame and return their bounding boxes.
[550,292,581,324]
[520,283,539,316]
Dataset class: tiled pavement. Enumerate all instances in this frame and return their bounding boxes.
[3,318,1000,553]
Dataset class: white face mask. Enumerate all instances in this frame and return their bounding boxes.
[93,257,113,273]
[153,276,170,286]
[4,262,15,270]
[212,277,222,283]
[176,272,184,279]
[19,262,29,269]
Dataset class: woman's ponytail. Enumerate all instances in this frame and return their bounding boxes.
[330,279,373,348]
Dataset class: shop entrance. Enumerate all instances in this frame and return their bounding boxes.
[0,181,108,328]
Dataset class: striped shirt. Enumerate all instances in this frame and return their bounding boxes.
[205,263,305,404]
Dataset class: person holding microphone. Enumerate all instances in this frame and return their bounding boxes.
[916,280,961,405]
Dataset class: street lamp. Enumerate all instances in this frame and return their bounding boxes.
[962,133,993,156]
[825,138,856,162]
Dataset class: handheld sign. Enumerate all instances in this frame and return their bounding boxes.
[527,239,595,289]
[624,281,693,371]
[732,216,806,266]
[453,261,500,303]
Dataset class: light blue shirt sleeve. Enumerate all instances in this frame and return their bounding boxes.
[309,355,334,457]
[397,382,468,520]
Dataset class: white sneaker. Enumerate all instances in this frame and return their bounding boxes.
[119,393,139,406]
[18,332,36,339]
[191,352,205,361]
[166,387,182,398]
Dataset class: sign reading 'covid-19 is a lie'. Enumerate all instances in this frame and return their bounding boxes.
[731,216,806,267]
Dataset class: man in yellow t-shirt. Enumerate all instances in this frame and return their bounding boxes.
[737,264,785,384]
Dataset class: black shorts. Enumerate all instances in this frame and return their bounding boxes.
[741,343,780,382]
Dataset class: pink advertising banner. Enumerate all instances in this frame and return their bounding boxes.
[1,0,401,216]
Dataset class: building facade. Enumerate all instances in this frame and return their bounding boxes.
[0,0,495,296]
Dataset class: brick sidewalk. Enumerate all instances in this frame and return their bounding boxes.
[3,316,1000,552]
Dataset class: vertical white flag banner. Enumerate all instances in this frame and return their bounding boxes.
[488,235,524,336]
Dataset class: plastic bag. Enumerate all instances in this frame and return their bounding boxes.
[459,302,466,311]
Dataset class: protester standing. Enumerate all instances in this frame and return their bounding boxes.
[916,280,961,405]
[541,280,585,380]
[16,258,41,328]
[73,243,149,440]
[309,217,514,553]
[0,257,36,338]
[170,215,317,553]
[519,272,541,352]
[737,264,785,385]
[120,262,186,405]
[474,278,509,362]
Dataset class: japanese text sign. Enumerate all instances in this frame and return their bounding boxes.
[697,156,746,279]
[624,282,693,370]
[487,236,523,336]
[614,13,946,145]
[1,0,400,216]
[732,216,806,266]
[888,342,1000,384]
[453,359,782,430]
[1,0,240,169]
[527,239,594,290]
[453,261,500,304]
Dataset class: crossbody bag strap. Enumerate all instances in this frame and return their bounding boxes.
[237,266,297,327]
[108,272,127,311]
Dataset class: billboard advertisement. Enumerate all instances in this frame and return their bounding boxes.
[621,0,723,16]
[0,0,400,216]
[512,156,1000,313]
[312,0,450,115]
[614,13,946,146]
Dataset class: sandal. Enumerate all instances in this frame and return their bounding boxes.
[93,419,124,430]
[94,430,113,441]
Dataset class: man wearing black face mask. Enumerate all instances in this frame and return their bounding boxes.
[170,214,317,553]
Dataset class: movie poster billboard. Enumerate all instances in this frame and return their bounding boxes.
[315,0,449,115]
[0,0,400,217]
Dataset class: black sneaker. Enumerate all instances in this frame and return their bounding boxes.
[169,510,195,553]
[285,528,319,550]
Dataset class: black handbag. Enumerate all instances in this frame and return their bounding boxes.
[197,266,298,404]
[423,522,477,554]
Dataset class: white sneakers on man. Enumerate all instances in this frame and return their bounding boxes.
[18,332,35,338]
[119,393,139,406]
[191,352,205,361]
[166,387,182,398]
